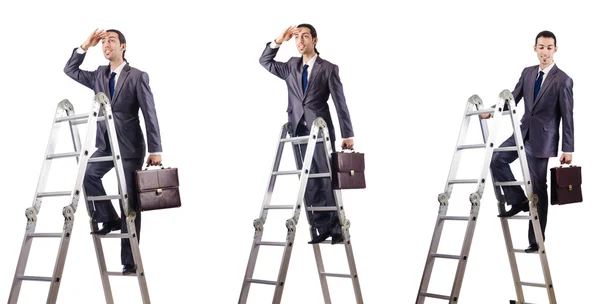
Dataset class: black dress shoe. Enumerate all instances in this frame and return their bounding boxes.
[308,232,331,244]
[122,264,137,275]
[91,219,122,235]
[525,244,539,253]
[331,233,344,245]
[498,202,527,218]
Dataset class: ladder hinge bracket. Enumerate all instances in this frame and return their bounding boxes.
[253,218,264,231]
[438,193,449,206]
[285,218,297,232]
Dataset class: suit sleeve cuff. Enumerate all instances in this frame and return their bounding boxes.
[149,152,161,155]
[270,41,281,49]
[76,47,86,54]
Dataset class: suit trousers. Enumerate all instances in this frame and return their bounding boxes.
[83,146,143,266]
[292,123,342,236]
[490,135,549,246]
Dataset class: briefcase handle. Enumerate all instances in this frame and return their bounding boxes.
[141,163,167,171]
[339,148,358,153]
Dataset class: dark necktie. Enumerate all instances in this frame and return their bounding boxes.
[302,64,309,93]
[533,71,544,100]
[109,71,117,98]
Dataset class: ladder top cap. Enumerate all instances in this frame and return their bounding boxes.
[499,89,514,101]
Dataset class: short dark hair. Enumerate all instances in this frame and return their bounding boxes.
[535,30,556,46]
[297,23,319,55]
[106,29,127,61]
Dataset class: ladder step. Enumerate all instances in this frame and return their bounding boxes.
[431,253,461,260]
[46,152,80,159]
[457,144,486,150]
[37,191,72,198]
[96,233,129,239]
[448,179,479,184]
[466,109,495,116]
[494,181,525,186]
[494,146,518,152]
[27,233,62,238]
[87,195,122,201]
[106,271,135,277]
[17,275,53,282]
[307,206,338,212]
[55,113,105,124]
[88,156,114,163]
[272,170,330,178]
[280,136,324,143]
[519,281,547,288]
[440,216,470,221]
[321,272,353,278]
[419,292,450,300]
[508,215,532,220]
[264,205,295,210]
[256,241,287,246]
[247,279,277,285]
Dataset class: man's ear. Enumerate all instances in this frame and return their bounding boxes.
[122,43,127,52]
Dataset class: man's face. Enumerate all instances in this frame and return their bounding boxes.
[102,32,125,61]
[295,27,317,55]
[534,37,556,67]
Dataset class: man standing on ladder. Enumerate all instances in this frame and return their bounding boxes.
[481,30,574,253]
[259,24,355,244]
[64,29,163,274]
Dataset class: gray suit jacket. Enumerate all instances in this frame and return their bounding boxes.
[512,64,574,158]
[259,42,354,142]
[64,48,162,159]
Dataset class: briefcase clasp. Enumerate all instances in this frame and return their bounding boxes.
[568,185,572,191]
[156,189,163,196]
[350,170,355,176]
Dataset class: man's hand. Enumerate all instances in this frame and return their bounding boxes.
[480,113,491,119]
[341,139,354,150]
[275,26,298,44]
[146,154,162,166]
[81,28,106,51]
[559,153,572,165]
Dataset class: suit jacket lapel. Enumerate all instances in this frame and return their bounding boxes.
[532,65,558,109]
[303,58,322,100]
[112,65,131,104]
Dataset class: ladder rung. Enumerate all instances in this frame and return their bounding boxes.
[87,195,122,201]
[448,179,479,184]
[280,136,324,143]
[28,233,62,238]
[307,206,338,212]
[256,241,287,246]
[88,156,114,163]
[272,170,330,178]
[46,152,80,159]
[247,279,277,285]
[96,233,128,239]
[56,113,105,123]
[494,181,525,186]
[420,292,450,300]
[264,205,295,210]
[494,146,518,152]
[508,215,532,220]
[466,109,510,116]
[431,253,461,260]
[519,281,547,288]
[321,272,352,278]
[17,275,52,282]
[106,271,135,277]
[37,191,71,198]
[440,216,470,221]
[457,144,486,150]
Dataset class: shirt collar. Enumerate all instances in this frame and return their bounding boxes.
[539,61,555,75]
[304,53,318,67]
[111,60,127,75]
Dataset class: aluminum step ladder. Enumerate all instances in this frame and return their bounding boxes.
[8,92,151,304]
[415,89,556,303]
[238,117,363,304]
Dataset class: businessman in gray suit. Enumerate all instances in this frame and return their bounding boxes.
[259,24,355,244]
[64,29,163,274]
[482,30,574,253]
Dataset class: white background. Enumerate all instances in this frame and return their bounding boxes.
[0,0,597,303]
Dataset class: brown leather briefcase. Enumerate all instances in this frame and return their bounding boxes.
[550,165,582,205]
[331,150,366,190]
[135,166,181,211]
